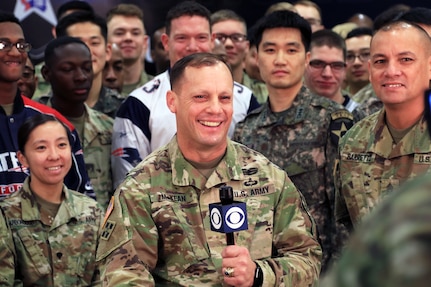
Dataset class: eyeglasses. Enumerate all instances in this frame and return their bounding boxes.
[0,40,32,53]
[309,60,346,71]
[346,51,370,64]
[215,33,247,44]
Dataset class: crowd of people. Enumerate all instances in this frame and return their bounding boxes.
[1,0,431,286]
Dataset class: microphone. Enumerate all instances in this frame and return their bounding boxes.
[209,185,248,245]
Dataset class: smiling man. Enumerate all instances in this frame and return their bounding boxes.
[304,29,360,114]
[106,4,153,96]
[0,11,93,199]
[335,21,431,233]
[110,1,259,189]
[96,52,321,287]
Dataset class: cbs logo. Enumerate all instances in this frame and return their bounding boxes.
[210,206,246,230]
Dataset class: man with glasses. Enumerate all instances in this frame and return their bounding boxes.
[211,10,267,103]
[234,10,353,273]
[0,11,94,199]
[344,28,374,103]
[304,29,362,121]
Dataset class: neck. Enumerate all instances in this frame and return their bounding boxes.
[86,73,102,108]
[124,59,144,85]
[332,91,345,105]
[30,180,63,204]
[232,65,244,84]
[348,81,367,95]
[267,83,302,112]
[51,96,85,118]
[385,101,424,130]
[0,82,18,105]
[177,136,227,163]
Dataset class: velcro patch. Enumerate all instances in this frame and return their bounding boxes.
[100,220,116,241]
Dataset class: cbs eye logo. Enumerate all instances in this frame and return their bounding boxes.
[210,206,246,230]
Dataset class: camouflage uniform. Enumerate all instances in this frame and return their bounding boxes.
[0,208,15,286]
[96,137,322,287]
[233,86,354,272]
[242,72,268,105]
[38,95,114,208]
[0,177,104,286]
[80,104,114,208]
[335,108,431,229]
[354,96,383,120]
[90,87,124,119]
[350,82,376,105]
[320,172,431,287]
[32,62,50,101]
[121,70,154,97]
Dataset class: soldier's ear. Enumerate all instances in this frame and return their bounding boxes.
[41,65,50,82]
[17,151,28,168]
[166,90,177,113]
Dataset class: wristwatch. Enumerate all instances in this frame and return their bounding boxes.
[252,263,264,287]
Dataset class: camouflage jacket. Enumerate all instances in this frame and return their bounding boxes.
[96,137,322,287]
[350,82,376,105]
[233,86,353,271]
[92,87,124,119]
[0,208,15,286]
[242,72,268,105]
[81,104,114,208]
[0,177,104,286]
[335,108,431,228]
[321,172,431,287]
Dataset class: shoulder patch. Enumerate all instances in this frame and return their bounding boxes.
[330,110,354,145]
[100,220,116,241]
[102,196,115,228]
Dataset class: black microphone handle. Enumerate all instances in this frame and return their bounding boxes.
[226,232,235,245]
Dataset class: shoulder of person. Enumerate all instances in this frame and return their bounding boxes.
[132,72,168,97]
[233,81,253,96]
[86,105,114,125]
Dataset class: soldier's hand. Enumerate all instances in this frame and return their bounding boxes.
[221,245,256,287]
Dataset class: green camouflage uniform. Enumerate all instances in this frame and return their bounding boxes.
[233,86,354,272]
[121,70,154,97]
[38,96,114,208]
[96,137,322,287]
[242,72,268,105]
[0,177,104,286]
[320,172,431,287]
[350,83,376,105]
[32,61,50,101]
[335,108,431,229]
[0,208,15,286]
[90,87,124,119]
[80,104,114,208]
[354,96,383,120]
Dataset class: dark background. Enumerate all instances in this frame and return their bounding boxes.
[1,0,430,62]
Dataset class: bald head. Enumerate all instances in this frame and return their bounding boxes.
[372,21,431,55]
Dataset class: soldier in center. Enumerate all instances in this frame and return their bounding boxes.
[234,10,354,272]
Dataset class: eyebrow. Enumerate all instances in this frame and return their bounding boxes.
[262,41,302,48]
[371,51,415,59]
